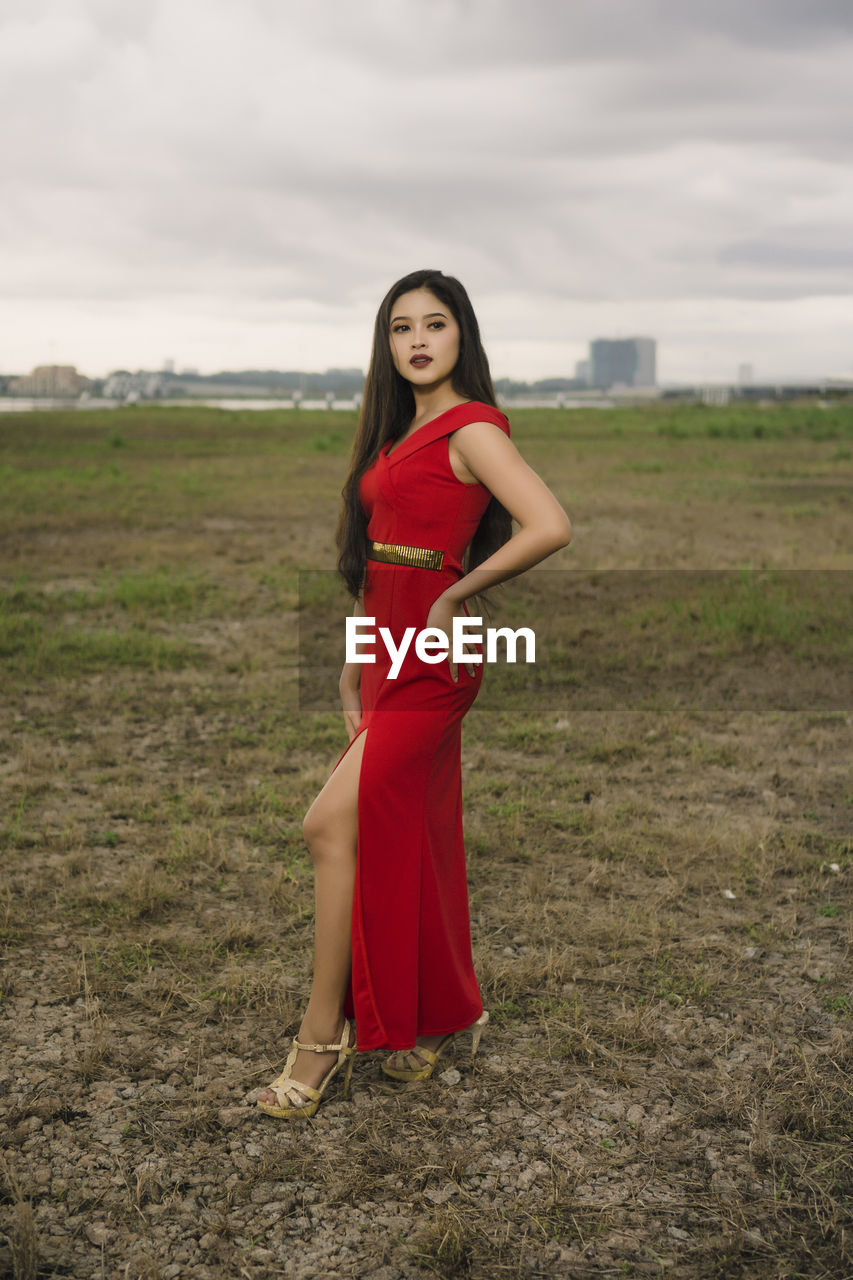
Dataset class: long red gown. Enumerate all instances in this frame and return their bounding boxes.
[329,399,511,1052]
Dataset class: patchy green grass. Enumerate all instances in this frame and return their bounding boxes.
[0,608,202,678]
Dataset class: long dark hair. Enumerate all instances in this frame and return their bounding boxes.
[336,269,512,609]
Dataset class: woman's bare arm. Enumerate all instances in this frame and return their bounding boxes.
[339,594,364,738]
[340,594,364,689]
[441,420,571,605]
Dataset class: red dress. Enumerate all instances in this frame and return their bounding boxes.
[330,400,511,1052]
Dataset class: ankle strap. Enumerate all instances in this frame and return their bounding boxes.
[293,1022,353,1054]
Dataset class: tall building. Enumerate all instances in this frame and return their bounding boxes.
[589,338,656,389]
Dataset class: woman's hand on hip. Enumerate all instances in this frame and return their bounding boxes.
[426,594,477,683]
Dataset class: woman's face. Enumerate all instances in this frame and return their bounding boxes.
[388,288,460,391]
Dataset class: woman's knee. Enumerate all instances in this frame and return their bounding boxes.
[302,803,324,852]
[302,803,355,861]
[302,734,364,854]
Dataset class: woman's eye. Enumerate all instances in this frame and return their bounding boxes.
[392,324,409,334]
[429,321,445,330]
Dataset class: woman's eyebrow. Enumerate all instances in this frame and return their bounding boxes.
[390,311,448,323]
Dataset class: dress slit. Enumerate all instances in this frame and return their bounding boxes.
[329,723,368,776]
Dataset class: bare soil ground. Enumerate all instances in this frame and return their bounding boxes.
[1,404,851,1279]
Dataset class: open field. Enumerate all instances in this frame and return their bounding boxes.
[1,402,852,1279]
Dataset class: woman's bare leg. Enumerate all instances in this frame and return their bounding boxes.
[257,729,367,1107]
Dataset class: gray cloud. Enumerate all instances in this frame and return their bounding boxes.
[2,0,852,378]
[719,240,853,273]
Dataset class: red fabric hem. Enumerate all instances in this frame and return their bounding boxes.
[353,1004,484,1053]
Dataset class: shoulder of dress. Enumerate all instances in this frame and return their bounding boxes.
[450,401,510,437]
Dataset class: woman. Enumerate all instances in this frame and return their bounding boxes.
[257,269,571,1118]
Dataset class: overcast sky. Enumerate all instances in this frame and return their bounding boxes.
[3,0,852,383]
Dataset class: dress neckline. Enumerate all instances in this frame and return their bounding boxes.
[383,400,475,460]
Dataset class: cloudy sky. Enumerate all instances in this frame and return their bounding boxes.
[3,0,853,384]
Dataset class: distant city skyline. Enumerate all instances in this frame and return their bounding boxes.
[2,2,852,384]
[6,357,850,400]
[2,339,832,387]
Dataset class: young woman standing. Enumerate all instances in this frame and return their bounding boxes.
[257,269,571,1117]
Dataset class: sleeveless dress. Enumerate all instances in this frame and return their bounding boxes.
[330,400,511,1052]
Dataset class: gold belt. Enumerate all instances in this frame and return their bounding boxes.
[367,539,445,571]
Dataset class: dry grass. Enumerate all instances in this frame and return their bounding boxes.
[0,1156,38,1280]
[0,403,851,1278]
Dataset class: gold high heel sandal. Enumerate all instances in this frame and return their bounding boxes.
[257,1020,356,1119]
[381,1010,489,1082]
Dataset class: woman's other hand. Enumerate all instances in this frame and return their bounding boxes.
[339,665,362,740]
[426,595,478,683]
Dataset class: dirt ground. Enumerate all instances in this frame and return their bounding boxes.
[1,405,851,1279]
